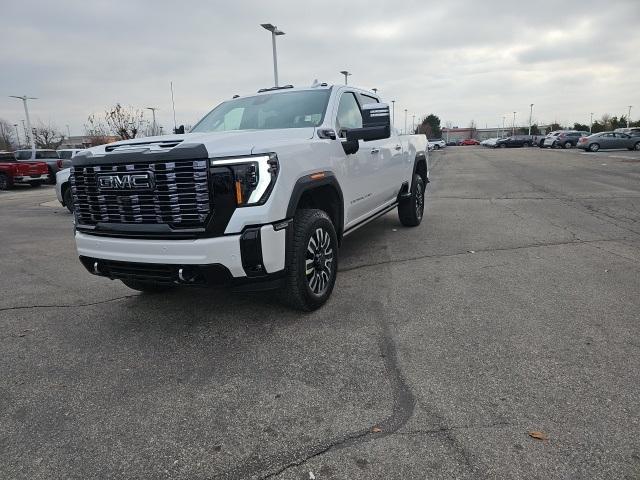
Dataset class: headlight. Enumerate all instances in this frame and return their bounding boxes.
[209,154,278,206]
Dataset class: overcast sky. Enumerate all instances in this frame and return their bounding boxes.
[1,0,639,137]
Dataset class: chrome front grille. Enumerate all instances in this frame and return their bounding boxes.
[71,159,210,228]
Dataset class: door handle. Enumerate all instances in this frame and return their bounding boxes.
[370,148,380,154]
[394,145,402,151]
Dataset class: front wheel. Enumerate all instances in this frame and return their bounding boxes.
[564,141,573,149]
[398,174,425,227]
[63,186,74,213]
[434,144,439,150]
[281,209,338,311]
[634,142,640,151]
[121,280,175,293]
[589,143,600,152]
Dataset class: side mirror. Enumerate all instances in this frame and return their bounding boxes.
[345,103,391,142]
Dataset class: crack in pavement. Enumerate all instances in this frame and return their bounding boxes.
[339,237,627,274]
[0,294,137,314]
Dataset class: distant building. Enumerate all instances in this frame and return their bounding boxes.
[442,125,552,141]
[59,135,120,149]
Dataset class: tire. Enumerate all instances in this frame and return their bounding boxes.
[0,173,10,190]
[434,144,439,150]
[281,209,338,311]
[523,142,530,147]
[63,186,74,213]
[588,143,600,152]
[29,181,43,187]
[47,167,56,185]
[564,141,572,149]
[398,173,425,227]
[121,280,175,293]
[634,142,640,151]
[499,143,506,148]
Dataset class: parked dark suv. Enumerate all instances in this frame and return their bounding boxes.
[543,131,589,149]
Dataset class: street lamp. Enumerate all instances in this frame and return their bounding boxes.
[528,104,534,136]
[512,111,516,136]
[10,95,37,158]
[261,23,285,87]
[340,70,351,85]
[501,116,506,138]
[146,107,158,136]
[590,112,594,133]
[404,109,408,135]
[412,114,416,134]
[391,100,396,127]
[13,124,20,148]
[628,105,632,128]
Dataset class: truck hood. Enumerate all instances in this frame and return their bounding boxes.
[83,128,316,158]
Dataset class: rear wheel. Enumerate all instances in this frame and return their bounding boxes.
[523,142,530,147]
[0,173,9,190]
[499,143,506,148]
[634,141,640,151]
[588,143,600,152]
[398,174,425,227]
[434,144,439,150]
[47,167,56,185]
[281,209,338,311]
[564,141,573,149]
[121,280,175,293]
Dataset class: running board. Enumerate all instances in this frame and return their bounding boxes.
[343,202,398,237]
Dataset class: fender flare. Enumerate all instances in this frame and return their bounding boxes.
[412,151,429,185]
[286,171,345,239]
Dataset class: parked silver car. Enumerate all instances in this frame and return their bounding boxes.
[577,132,640,152]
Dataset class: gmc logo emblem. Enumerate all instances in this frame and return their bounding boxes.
[97,172,155,191]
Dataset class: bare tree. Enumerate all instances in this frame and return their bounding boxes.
[0,118,17,150]
[600,113,611,130]
[84,113,112,146]
[33,122,65,149]
[104,104,145,140]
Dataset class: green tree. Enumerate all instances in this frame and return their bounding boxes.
[417,114,442,139]
[591,121,605,133]
[549,122,562,131]
[573,123,590,132]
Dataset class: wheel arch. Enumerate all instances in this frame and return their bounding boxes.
[286,172,345,241]
[413,152,429,187]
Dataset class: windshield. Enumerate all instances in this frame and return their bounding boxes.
[191,89,330,133]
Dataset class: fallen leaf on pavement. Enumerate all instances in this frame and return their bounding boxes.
[528,431,548,441]
[371,426,382,433]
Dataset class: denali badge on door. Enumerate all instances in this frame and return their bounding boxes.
[97,172,155,191]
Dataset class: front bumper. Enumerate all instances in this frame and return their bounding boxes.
[75,223,287,283]
[13,174,48,184]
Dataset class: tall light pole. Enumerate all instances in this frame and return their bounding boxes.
[412,114,416,134]
[501,116,506,138]
[10,95,37,157]
[146,107,158,135]
[628,105,632,128]
[528,104,534,135]
[261,23,285,87]
[512,111,516,136]
[404,109,408,135]
[340,70,351,85]
[13,124,20,148]
[170,81,177,133]
[590,112,594,133]
[391,100,396,127]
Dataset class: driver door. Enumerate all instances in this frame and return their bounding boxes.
[335,91,379,225]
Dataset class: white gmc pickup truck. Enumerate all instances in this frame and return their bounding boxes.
[71,84,429,310]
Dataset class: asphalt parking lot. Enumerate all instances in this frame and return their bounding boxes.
[1,146,639,479]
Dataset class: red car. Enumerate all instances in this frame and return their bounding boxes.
[460,138,480,146]
[0,151,50,190]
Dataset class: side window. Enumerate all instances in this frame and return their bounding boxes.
[336,92,362,135]
[358,93,379,106]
